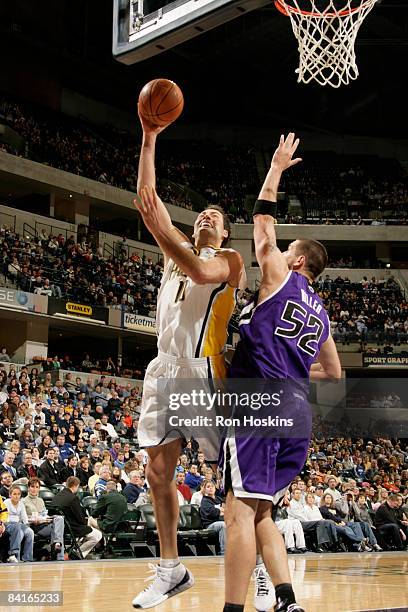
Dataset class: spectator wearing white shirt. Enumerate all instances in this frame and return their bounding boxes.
[4,486,34,562]
[289,490,338,552]
[324,476,342,503]
[191,482,206,506]
[100,414,118,440]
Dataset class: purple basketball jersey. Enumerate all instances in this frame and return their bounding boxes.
[230,271,330,379]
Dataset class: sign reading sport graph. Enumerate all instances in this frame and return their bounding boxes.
[113,0,269,64]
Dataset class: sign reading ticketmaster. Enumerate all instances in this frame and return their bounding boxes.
[123,313,156,334]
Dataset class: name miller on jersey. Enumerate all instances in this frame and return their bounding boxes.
[300,288,322,314]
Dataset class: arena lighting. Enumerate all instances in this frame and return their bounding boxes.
[52,313,106,325]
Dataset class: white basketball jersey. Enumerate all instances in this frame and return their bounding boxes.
[156,243,239,359]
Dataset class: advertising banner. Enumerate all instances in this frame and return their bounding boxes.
[48,299,108,324]
[123,312,156,334]
[363,353,408,366]
[0,287,47,313]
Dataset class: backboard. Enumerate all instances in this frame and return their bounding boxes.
[113,0,269,64]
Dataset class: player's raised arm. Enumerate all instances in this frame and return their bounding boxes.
[253,133,302,286]
[135,186,243,286]
[137,107,166,194]
[136,110,189,257]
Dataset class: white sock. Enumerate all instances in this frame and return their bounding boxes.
[160,558,180,569]
[256,554,263,566]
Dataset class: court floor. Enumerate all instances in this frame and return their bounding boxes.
[0,552,407,612]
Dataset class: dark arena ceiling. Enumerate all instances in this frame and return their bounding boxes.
[0,0,407,136]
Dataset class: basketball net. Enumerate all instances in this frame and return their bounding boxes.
[275,0,378,88]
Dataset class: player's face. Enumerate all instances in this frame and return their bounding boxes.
[193,209,228,246]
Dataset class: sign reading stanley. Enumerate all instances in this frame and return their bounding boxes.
[66,302,93,316]
[48,299,108,324]
[0,287,47,313]
[123,313,156,334]
[363,353,408,366]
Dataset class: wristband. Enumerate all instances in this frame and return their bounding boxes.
[252,199,277,218]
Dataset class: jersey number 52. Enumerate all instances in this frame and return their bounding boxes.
[275,300,324,357]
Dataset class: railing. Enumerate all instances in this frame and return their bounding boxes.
[103,242,114,258]
[22,222,36,241]
[35,220,74,241]
[0,210,16,232]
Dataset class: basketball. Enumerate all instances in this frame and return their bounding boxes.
[138,78,184,127]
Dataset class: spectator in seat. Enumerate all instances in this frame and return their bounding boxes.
[324,476,342,503]
[87,435,104,456]
[0,519,11,563]
[289,490,338,552]
[122,471,144,504]
[77,457,92,488]
[374,493,408,550]
[55,434,75,462]
[89,480,127,532]
[199,481,226,555]
[1,451,17,479]
[0,347,10,363]
[23,478,64,561]
[109,440,122,462]
[275,502,307,554]
[184,464,203,491]
[175,472,192,503]
[320,493,368,551]
[61,456,80,483]
[95,466,111,499]
[107,391,121,414]
[0,471,13,499]
[191,481,206,507]
[100,414,118,440]
[88,463,102,496]
[51,476,102,558]
[4,486,34,562]
[16,452,38,480]
[0,497,22,563]
[38,448,63,489]
[335,491,382,551]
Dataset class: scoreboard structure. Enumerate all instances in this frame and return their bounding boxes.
[112,0,270,64]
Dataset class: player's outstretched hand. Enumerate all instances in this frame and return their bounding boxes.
[134,185,173,236]
[271,132,302,172]
[138,104,168,136]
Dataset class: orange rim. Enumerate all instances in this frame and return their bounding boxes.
[274,0,373,18]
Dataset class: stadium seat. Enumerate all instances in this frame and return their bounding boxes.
[101,505,142,558]
[39,490,56,508]
[17,484,28,496]
[82,496,98,515]
[49,507,84,560]
[180,505,218,555]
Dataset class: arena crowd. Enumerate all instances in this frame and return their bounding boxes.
[0,363,407,562]
[1,95,408,224]
[2,225,407,353]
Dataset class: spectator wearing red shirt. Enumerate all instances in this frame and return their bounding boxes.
[175,472,192,502]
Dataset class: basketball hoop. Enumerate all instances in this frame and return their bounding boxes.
[274,0,378,88]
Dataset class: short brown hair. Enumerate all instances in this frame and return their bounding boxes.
[204,205,231,244]
[28,478,41,488]
[295,239,328,280]
[66,476,80,489]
